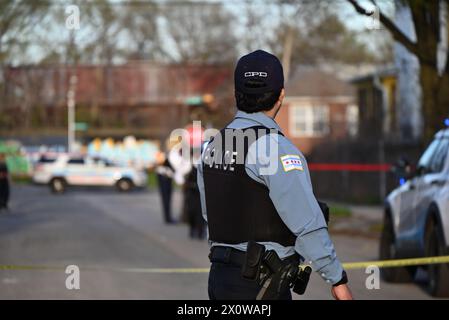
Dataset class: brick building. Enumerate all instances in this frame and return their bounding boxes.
[1,63,360,157]
[1,63,234,141]
[276,68,357,155]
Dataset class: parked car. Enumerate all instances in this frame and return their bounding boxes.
[32,154,59,183]
[381,129,449,297]
[32,154,147,193]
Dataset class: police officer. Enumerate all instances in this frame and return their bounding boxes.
[184,156,206,239]
[197,50,352,300]
[155,150,176,224]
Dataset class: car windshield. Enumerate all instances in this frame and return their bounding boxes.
[429,138,449,173]
[417,139,440,172]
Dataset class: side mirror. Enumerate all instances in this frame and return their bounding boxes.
[415,165,428,177]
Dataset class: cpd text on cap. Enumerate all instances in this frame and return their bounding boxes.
[244,71,268,77]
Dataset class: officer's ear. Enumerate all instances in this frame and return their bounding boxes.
[270,89,285,119]
[276,89,285,109]
[278,88,285,103]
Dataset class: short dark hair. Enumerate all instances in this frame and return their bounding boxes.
[235,79,281,113]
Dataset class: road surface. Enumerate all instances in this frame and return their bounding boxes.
[0,184,437,299]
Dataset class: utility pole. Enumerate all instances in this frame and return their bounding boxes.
[67,74,77,153]
[282,25,295,82]
[66,29,78,154]
[281,3,302,83]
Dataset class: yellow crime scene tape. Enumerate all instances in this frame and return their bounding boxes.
[1,255,449,273]
[342,255,449,270]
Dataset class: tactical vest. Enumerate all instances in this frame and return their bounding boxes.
[202,126,296,246]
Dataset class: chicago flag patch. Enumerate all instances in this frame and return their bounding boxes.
[280,155,303,172]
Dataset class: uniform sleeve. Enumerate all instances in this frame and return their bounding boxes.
[246,134,344,285]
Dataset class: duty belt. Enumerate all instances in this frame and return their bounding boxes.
[209,246,246,266]
[209,246,299,266]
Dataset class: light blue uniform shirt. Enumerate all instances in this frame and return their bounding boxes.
[197,110,344,285]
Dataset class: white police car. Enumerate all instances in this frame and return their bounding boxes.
[381,129,449,297]
[32,154,147,193]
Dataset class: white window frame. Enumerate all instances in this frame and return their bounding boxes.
[346,104,359,138]
[289,104,330,137]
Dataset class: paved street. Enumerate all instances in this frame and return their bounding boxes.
[0,184,437,299]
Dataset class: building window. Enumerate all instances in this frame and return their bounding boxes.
[290,104,330,137]
[346,104,359,137]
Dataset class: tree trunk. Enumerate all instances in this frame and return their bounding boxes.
[436,72,449,129]
[420,64,449,142]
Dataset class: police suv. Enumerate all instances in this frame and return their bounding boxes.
[32,154,147,193]
[381,129,449,297]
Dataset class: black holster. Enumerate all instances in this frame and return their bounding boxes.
[242,241,312,300]
[241,241,265,281]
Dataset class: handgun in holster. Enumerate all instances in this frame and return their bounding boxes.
[241,241,313,300]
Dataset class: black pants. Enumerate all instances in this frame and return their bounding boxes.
[0,179,9,209]
[208,262,292,300]
[157,174,173,223]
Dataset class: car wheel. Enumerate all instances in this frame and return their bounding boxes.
[379,212,415,282]
[116,178,133,192]
[50,178,66,194]
[425,220,449,297]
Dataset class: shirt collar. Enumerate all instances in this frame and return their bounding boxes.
[234,110,282,131]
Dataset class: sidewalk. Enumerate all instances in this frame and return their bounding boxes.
[327,201,384,238]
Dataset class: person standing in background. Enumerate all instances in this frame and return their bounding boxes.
[183,125,206,239]
[155,137,192,224]
[0,153,10,211]
[155,146,176,224]
[184,149,205,240]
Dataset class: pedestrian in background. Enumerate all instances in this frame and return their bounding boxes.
[155,138,192,224]
[0,153,10,211]
[184,151,205,240]
[183,125,206,239]
[155,143,176,224]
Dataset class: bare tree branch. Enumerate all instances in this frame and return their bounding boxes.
[347,0,420,58]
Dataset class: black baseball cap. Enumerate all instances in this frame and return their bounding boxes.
[234,50,284,94]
